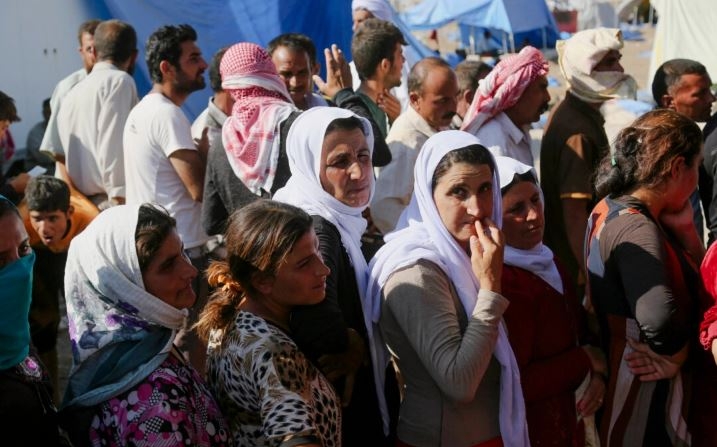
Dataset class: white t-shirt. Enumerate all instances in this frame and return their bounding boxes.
[124,93,208,248]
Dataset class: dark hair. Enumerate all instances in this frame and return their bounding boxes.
[595,109,703,198]
[652,59,709,106]
[0,91,20,122]
[0,196,20,220]
[209,47,229,92]
[500,171,537,196]
[94,19,137,63]
[431,144,495,190]
[195,200,313,340]
[455,60,492,95]
[408,57,452,94]
[25,176,70,212]
[77,19,101,44]
[146,24,198,83]
[324,116,366,136]
[351,18,406,81]
[267,33,317,67]
[135,204,177,272]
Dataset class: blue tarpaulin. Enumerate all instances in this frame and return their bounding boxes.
[400,0,559,51]
[91,0,357,119]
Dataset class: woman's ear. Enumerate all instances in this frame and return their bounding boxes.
[670,155,686,179]
[250,272,274,296]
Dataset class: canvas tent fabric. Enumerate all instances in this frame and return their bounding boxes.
[93,0,357,120]
[647,0,717,89]
[400,0,559,50]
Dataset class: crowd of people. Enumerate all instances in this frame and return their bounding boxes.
[4,0,717,446]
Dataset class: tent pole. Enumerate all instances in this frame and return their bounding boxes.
[510,32,515,53]
[542,27,547,49]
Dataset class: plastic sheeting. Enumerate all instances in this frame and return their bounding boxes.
[399,0,559,51]
[94,0,356,119]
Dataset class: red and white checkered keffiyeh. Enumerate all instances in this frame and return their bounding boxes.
[462,46,548,134]
[220,42,297,195]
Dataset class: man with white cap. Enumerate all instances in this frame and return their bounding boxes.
[540,28,632,295]
[462,46,550,166]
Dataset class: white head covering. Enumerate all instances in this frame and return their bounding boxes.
[368,131,529,446]
[351,0,393,21]
[63,204,188,407]
[557,27,636,103]
[496,156,563,294]
[272,107,389,431]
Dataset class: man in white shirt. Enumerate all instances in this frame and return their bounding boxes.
[41,19,100,164]
[371,57,458,233]
[123,24,208,372]
[56,19,138,208]
[461,46,550,166]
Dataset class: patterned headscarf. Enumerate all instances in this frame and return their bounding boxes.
[63,204,188,408]
[462,46,548,134]
[221,42,297,195]
[557,28,635,103]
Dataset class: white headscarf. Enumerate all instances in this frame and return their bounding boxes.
[351,0,393,21]
[272,107,389,431]
[368,130,529,446]
[63,204,188,407]
[496,156,563,294]
[557,28,636,103]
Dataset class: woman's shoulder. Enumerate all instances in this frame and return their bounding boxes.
[383,259,453,302]
[311,215,341,241]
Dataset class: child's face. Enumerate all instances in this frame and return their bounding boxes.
[29,209,71,248]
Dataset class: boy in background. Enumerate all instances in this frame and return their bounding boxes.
[19,176,98,394]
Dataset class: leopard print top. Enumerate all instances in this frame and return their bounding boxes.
[206,311,341,447]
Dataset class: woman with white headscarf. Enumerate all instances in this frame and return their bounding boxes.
[495,156,605,446]
[60,204,231,446]
[273,106,397,446]
[368,131,529,447]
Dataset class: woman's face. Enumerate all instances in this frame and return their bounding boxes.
[265,229,330,306]
[666,153,703,213]
[142,229,198,310]
[0,213,31,269]
[319,126,373,207]
[501,180,544,250]
[433,161,494,250]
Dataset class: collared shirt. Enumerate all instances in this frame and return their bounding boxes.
[191,96,229,151]
[476,112,533,166]
[371,106,437,234]
[41,68,87,157]
[57,62,138,198]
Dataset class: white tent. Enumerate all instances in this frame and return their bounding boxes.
[648,0,717,88]
[549,0,642,30]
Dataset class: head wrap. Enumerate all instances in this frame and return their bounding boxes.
[272,106,385,428]
[462,46,549,134]
[351,0,393,21]
[495,156,563,294]
[0,195,35,370]
[557,28,636,103]
[63,204,188,408]
[368,131,529,446]
[220,42,298,195]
